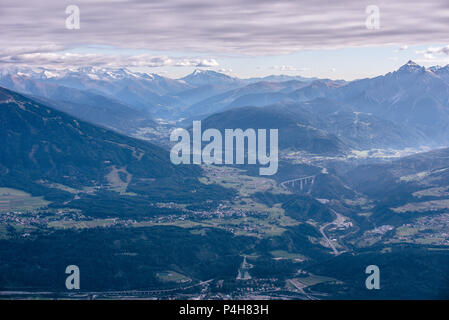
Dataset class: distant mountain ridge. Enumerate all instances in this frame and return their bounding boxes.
[184,61,449,149]
[198,106,349,155]
[3,61,449,151]
[0,66,331,125]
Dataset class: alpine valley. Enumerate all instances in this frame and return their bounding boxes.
[2,62,449,299]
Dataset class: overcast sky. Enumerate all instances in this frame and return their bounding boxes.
[1,0,449,79]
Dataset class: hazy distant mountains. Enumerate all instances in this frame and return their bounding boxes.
[2,61,449,152]
[182,80,314,118]
[0,66,332,122]
[184,61,449,150]
[0,67,189,121]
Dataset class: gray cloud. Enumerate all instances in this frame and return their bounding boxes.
[0,50,221,69]
[415,45,449,64]
[193,59,219,67]
[426,45,449,55]
[269,65,310,72]
[1,0,448,64]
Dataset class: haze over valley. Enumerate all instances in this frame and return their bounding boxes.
[2,60,449,299]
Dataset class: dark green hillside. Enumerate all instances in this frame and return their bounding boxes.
[0,87,233,211]
[0,226,249,291]
[199,106,348,156]
[343,147,449,226]
[345,147,449,200]
[307,245,449,299]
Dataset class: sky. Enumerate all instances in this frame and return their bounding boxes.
[1,0,449,80]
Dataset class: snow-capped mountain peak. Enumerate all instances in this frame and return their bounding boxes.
[397,60,425,73]
[181,69,240,86]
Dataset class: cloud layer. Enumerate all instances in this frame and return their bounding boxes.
[1,0,449,67]
[0,51,220,69]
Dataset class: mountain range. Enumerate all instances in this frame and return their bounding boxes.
[3,61,449,298]
[0,67,333,122]
[1,61,449,153]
